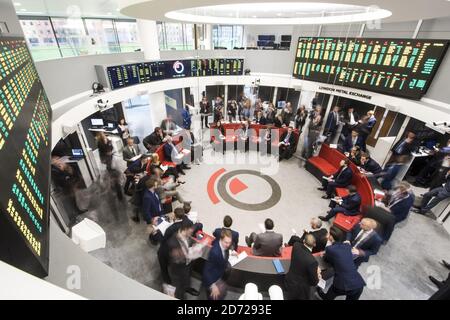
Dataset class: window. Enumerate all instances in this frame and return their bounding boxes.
[85,19,120,54]
[19,17,60,61]
[51,17,87,57]
[212,25,244,50]
[115,20,142,53]
[157,22,195,50]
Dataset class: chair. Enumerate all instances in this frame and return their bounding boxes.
[268,285,284,300]
[238,283,263,300]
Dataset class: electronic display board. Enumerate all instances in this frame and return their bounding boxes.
[293,37,449,100]
[106,58,244,90]
[0,36,51,277]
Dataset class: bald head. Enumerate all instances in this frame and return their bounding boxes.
[360,218,378,231]
[311,217,323,229]
[304,234,316,249]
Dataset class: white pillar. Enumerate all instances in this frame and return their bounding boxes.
[137,19,160,60]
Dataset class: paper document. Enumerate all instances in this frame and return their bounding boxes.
[317,279,327,290]
[229,251,248,267]
[322,176,333,182]
[160,165,168,171]
[130,154,142,162]
[154,220,173,236]
[329,144,338,149]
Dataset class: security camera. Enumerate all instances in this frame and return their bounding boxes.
[433,121,448,127]
[96,99,110,111]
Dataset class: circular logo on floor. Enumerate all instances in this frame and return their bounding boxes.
[207,169,281,211]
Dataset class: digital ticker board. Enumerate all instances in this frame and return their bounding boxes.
[0,36,51,277]
[293,37,449,100]
[107,58,244,90]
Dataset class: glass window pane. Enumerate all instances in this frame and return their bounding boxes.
[164,22,185,50]
[116,20,142,53]
[183,24,195,50]
[19,17,60,61]
[85,19,120,54]
[52,17,88,57]
[212,25,244,50]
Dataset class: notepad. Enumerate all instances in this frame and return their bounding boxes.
[229,251,248,267]
[272,259,285,274]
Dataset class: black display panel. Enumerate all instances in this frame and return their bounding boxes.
[293,37,449,100]
[106,58,244,90]
[0,36,51,277]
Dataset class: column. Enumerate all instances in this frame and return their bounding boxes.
[137,19,160,60]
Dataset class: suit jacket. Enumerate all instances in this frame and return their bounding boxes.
[254,116,267,125]
[333,166,353,187]
[325,111,340,132]
[362,158,382,174]
[161,119,177,133]
[340,193,362,214]
[285,243,319,299]
[389,192,415,223]
[213,227,239,251]
[202,241,230,288]
[279,131,296,146]
[309,228,328,253]
[392,139,417,156]
[253,231,283,257]
[200,102,211,114]
[325,243,366,291]
[163,143,176,162]
[380,163,402,190]
[346,226,382,264]
[143,132,163,150]
[343,135,364,153]
[125,159,146,175]
[343,111,360,125]
[142,189,163,223]
[122,144,140,162]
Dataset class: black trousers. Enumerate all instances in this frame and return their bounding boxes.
[158,250,171,285]
[323,284,363,300]
[201,115,209,128]
[169,263,191,300]
[322,179,345,197]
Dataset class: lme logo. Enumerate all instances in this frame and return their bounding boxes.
[173,61,185,74]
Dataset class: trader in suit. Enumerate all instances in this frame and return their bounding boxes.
[285,234,320,300]
[318,158,353,199]
[376,155,409,190]
[200,96,212,129]
[163,135,190,174]
[245,219,283,257]
[161,116,177,136]
[345,218,383,267]
[342,130,364,153]
[142,177,163,224]
[213,215,239,251]
[386,182,415,224]
[278,126,296,161]
[254,110,267,125]
[319,185,361,221]
[181,105,192,130]
[123,155,149,196]
[358,111,376,151]
[392,131,418,157]
[143,127,164,152]
[341,106,359,138]
[360,153,383,175]
[413,169,450,215]
[324,105,341,140]
[203,229,233,300]
[287,217,328,253]
[122,137,141,165]
[318,227,366,300]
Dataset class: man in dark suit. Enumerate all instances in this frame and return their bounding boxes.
[342,130,364,153]
[285,234,320,300]
[342,107,359,137]
[287,217,328,253]
[413,169,450,215]
[324,106,340,139]
[122,137,141,165]
[278,126,296,161]
[203,229,233,300]
[123,155,149,196]
[245,219,283,257]
[143,127,164,152]
[142,178,163,224]
[387,182,415,224]
[345,218,382,267]
[391,131,418,157]
[318,158,353,199]
[161,116,177,136]
[200,97,212,129]
[318,227,366,300]
[254,111,267,125]
[319,185,361,221]
[213,215,239,251]
[163,136,190,174]
[360,153,382,175]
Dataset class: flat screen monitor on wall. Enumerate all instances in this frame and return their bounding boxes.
[292,37,449,100]
[0,36,52,278]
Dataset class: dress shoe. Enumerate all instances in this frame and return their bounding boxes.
[317,187,326,191]
[412,207,425,215]
[185,287,200,296]
[322,195,332,199]
[429,276,444,289]
[183,165,191,170]
[318,216,329,222]
[179,170,186,175]
[441,260,450,270]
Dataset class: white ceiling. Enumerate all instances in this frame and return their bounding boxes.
[119,0,450,24]
[13,0,128,18]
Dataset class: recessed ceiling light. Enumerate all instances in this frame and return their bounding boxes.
[251,15,257,18]
[14,2,21,6]
[276,13,283,16]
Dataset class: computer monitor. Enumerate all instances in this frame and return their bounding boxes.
[107,123,114,129]
[91,118,104,126]
[72,149,84,157]
[277,101,286,109]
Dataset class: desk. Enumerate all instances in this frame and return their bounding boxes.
[396,149,432,181]
[60,156,93,188]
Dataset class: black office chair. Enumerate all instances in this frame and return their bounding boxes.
[132,136,140,145]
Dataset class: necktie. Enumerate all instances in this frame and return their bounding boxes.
[354,231,367,247]
[131,146,136,156]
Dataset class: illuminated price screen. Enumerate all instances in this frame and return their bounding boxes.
[106,58,244,90]
[0,36,51,277]
[293,37,449,100]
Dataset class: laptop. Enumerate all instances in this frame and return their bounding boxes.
[69,149,84,160]
[90,118,104,129]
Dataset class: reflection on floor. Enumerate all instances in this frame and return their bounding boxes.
[73,143,450,300]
